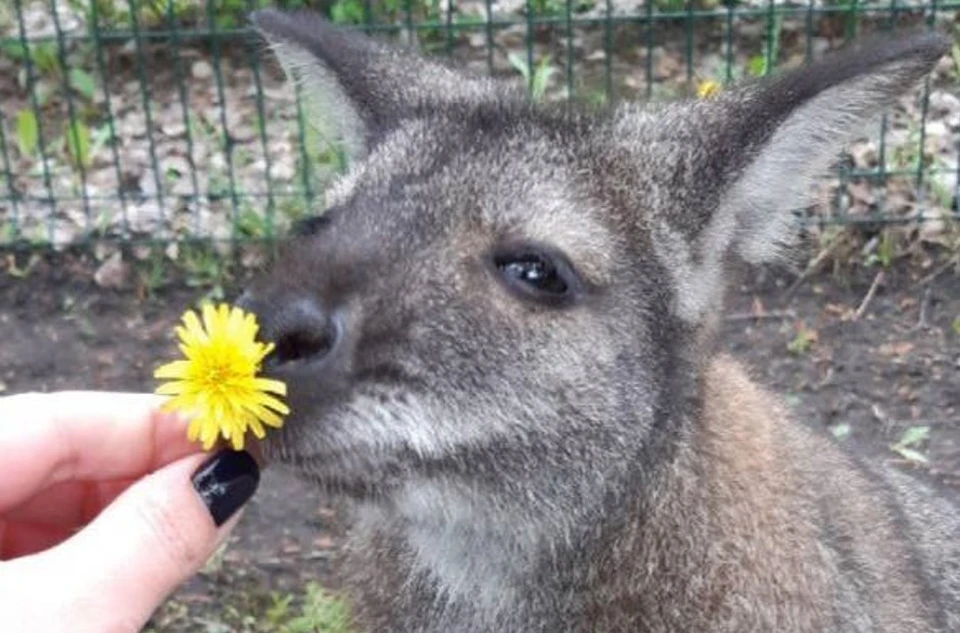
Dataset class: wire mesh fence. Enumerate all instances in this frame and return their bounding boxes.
[1,0,958,252]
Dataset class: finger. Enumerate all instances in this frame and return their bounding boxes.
[5,479,134,527]
[1,521,73,560]
[9,450,259,633]
[0,391,199,512]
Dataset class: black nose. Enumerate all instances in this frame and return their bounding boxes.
[238,294,339,368]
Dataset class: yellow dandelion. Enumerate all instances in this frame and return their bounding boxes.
[154,303,288,451]
[696,79,722,99]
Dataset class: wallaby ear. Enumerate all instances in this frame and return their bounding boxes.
[659,31,949,322]
[718,31,950,265]
[250,9,497,162]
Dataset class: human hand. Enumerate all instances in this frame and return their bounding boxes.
[0,391,261,633]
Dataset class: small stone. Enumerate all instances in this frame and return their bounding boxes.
[918,217,948,244]
[313,535,335,549]
[162,155,193,177]
[231,123,258,144]
[468,32,487,48]
[133,244,152,260]
[261,85,295,103]
[118,112,148,138]
[161,120,187,138]
[172,177,201,198]
[651,47,681,80]
[139,173,160,198]
[241,247,266,269]
[924,120,949,145]
[849,140,878,169]
[129,201,164,234]
[94,251,130,290]
[270,159,296,182]
[928,90,960,128]
[931,169,957,204]
[191,59,214,80]
[93,241,117,262]
[50,222,75,251]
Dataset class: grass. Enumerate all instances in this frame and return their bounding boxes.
[147,581,354,633]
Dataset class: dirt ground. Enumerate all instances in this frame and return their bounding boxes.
[1,246,958,630]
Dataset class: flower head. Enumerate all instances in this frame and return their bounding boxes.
[154,303,288,451]
[696,79,722,99]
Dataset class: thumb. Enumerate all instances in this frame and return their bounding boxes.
[10,450,260,633]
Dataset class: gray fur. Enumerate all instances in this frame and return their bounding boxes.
[243,10,959,632]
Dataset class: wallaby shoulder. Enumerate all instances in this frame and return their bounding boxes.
[688,356,960,633]
[329,357,959,633]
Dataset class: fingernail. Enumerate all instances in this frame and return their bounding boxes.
[191,450,260,527]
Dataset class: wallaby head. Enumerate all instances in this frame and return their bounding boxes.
[239,10,954,628]
[243,7,945,493]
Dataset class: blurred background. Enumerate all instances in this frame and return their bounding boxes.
[1,0,959,254]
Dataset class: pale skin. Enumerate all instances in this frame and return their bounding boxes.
[0,391,244,633]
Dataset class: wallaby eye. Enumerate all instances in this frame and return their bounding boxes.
[490,245,577,305]
[499,254,567,293]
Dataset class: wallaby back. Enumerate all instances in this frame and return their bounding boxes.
[240,10,960,632]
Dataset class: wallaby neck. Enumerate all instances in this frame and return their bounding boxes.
[370,432,701,628]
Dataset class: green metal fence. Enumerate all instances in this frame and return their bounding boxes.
[1,0,958,252]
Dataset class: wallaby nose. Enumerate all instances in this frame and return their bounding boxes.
[237,293,339,368]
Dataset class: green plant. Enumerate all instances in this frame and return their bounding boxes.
[949,40,960,81]
[237,204,272,239]
[889,425,931,464]
[68,68,97,100]
[3,38,89,102]
[695,14,782,97]
[523,0,595,15]
[864,230,894,268]
[179,242,231,302]
[64,119,92,168]
[3,252,40,278]
[749,11,783,78]
[0,3,12,30]
[327,0,445,26]
[134,248,170,298]
[2,32,102,171]
[15,109,38,157]
[507,52,557,101]
[786,321,817,355]
[328,0,368,24]
[829,422,852,440]
[951,315,960,336]
[0,220,16,245]
[69,0,268,30]
[277,582,353,633]
[929,176,954,211]
[654,0,687,10]
[887,122,923,171]
[526,0,565,16]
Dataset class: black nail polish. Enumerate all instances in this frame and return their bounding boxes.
[191,450,260,527]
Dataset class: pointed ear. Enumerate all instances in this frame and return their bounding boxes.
[717,30,950,265]
[250,9,498,163]
[659,30,949,322]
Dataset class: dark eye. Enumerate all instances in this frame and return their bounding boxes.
[491,246,577,305]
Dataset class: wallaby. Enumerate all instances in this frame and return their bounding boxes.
[240,9,960,632]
